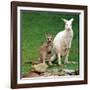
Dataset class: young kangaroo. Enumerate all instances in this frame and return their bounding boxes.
[39,33,53,64]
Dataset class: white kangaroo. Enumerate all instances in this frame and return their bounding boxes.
[50,18,74,65]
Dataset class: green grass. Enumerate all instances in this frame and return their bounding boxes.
[21,10,79,75]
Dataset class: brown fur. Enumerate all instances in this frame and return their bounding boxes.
[39,33,53,64]
[23,71,40,78]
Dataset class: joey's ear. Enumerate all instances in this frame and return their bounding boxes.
[70,18,74,22]
[45,32,48,37]
[62,18,68,23]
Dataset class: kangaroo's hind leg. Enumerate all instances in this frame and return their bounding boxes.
[57,53,61,65]
[64,49,70,64]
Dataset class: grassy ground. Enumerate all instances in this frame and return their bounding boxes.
[21,10,79,75]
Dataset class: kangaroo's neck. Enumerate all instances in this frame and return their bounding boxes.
[64,29,73,38]
[65,28,73,32]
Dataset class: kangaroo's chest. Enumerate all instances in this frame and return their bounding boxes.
[64,30,73,43]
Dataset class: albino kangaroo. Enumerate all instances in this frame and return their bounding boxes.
[39,33,53,64]
[50,18,74,65]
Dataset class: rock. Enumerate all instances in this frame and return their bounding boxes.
[63,69,75,73]
[63,69,79,75]
[23,71,40,78]
[43,72,52,77]
[58,71,66,76]
[33,63,48,73]
[44,65,65,76]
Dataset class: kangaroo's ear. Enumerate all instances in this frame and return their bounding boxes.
[62,18,68,23]
[70,18,74,22]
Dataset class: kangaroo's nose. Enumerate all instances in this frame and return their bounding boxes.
[67,28,71,31]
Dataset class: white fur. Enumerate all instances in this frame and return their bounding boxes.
[51,18,74,65]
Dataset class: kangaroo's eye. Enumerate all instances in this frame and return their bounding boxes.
[66,24,68,26]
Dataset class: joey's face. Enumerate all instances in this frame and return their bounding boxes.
[45,33,53,43]
[46,35,53,43]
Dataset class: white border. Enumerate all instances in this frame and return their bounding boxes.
[17,6,84,84]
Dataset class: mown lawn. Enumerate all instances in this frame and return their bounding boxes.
[21,10,79,75]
